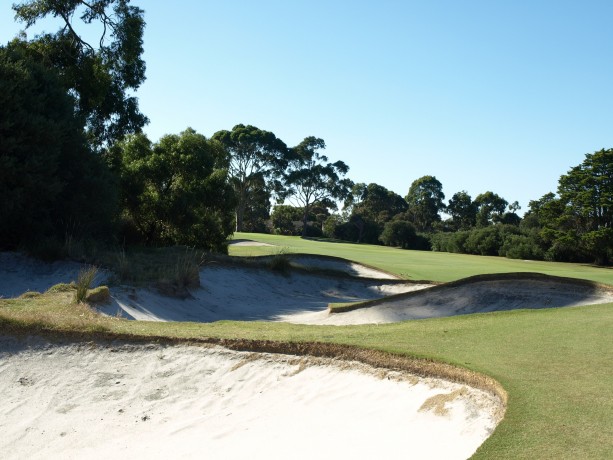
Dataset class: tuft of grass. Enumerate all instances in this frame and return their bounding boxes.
[46,283,76,293]
[85,286,110,304]
[19,291,41,299]
[268,247,292,273]
[155,248,203,297]
[74,266,98,303]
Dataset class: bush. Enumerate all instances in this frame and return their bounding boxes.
[380,220,417,249]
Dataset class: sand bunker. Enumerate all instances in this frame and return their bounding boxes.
[101,265,425,322]
[228,239,274,247]
[0,336,502,459]
[299,276,613,325]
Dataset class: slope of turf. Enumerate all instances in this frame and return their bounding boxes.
[230,232,613,285]
[1,290,612,459]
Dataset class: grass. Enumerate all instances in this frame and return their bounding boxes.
[74,266,98,303]
[230,232,613,285]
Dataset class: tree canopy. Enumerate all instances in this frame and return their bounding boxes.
[12,0,148,148]
[447,191,477,230]
[280,137,353,237]
[405,175,445,231]
[0,41,117,254]
[108,129,236,250]
[212,124,288,232]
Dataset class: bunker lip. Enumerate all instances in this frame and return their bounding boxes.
[0,334,506,460]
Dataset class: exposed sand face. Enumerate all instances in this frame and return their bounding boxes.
[289,255,400,279]
[99,265,426,322]
[307,279,613,325]
[0,336,503,460]
[0,252,106,298]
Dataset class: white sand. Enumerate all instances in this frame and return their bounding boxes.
[0,252,106,298]
[99,265,426,322]
[228,239,274,247]
[0,336,502,460]
[305,279,613,325]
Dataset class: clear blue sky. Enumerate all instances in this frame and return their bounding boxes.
[3,1,613,213]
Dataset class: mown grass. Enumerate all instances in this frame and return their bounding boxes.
[0,288,611,459]
[230,232,613,285]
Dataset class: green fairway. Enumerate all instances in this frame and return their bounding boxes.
[230,232,613,285]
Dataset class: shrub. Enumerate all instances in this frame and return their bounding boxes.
[380,220,417,249]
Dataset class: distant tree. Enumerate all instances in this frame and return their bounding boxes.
[556,148,613,264]
[345,182,407,242]
[270,205,302,235]
[474,191,508,227]
[0,42,117,252]
[500,201,522,226]
[405,175,445,231]
[212,124,288,232]
[447,191,477,230]
[109,129,236,250]
[12,0,148,148]
[280,137,353,237]
[242,175,271,233]
[380,220,417,249]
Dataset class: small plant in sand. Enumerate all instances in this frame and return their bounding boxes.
[155,248,203,297]
[74,266,98,303]
[269,247,292,273]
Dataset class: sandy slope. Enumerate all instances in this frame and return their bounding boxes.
[0,336,502,460]
[301,278,613,325]
[100,265,425,322]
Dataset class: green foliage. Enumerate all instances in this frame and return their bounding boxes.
[379,220,417,249]
[280,137,353,237]
[74,266,98,303]
[12,0,148,148]
[271,205,302,235]
[447,191,477,230]
[405,175,445,232]
[0,42,118,251]
[212,124,288,231]
[474,191,508,227]
[109,129,236,250]
[241,175,271,233]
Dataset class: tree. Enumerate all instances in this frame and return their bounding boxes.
[556,148,613,264]
[280,137,353,237]
[474,191,508,227]
[241,175,271,233]
[380,220,417,249]
[345,182,407,242]
[108,129,236,250]
[447,191,477,230]
[12,0,148,149]
[212,124,288,232]
[405,176,445,232]
[0,41,117,253]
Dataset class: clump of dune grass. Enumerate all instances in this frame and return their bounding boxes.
[155,248,203,298]
[74,266,98,303]
[269,247,292,273]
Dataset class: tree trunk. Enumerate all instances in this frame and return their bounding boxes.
[301,205,309,238]
[235,185,246,232]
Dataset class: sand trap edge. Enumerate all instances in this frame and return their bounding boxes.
[328,271,613,313]
[0,329,508,417]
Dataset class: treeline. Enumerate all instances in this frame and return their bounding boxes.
[2,1,611,266]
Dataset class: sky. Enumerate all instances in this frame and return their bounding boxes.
[2,1,613,214]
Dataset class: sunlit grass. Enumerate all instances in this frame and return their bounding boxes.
[230,232,613,285]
